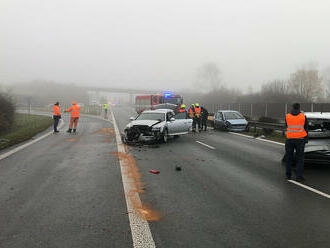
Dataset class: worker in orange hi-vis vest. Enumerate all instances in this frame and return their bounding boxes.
[64,101,81,133]
[285,103,308,182]
[52,102,61,133]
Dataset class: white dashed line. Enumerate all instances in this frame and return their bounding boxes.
[110,108,156,248]
[0,119,64,161]
[288,180,330,199]
[229,132,284,146]
[196,141,216,150]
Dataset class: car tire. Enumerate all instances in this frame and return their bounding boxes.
[162,129,168,143]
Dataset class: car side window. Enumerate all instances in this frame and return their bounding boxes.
[175,112,187,119]
[217,112,223,120]
[166,112,174,121]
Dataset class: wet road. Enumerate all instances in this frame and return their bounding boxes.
[0,108,330,248]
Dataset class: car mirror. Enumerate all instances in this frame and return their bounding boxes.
[129,117,135,121]
[170,117,175,122]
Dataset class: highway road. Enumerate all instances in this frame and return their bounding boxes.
[1,107,330,247]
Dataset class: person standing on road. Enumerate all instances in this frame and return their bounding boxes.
[52,102,61,133]
[194,103,202,132]
[189,104,196,132]
[103,103,109,119]
[65,101,81,133]
[201,106,208,131]
[285,103,308,182]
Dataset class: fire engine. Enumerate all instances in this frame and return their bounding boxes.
[135,92,183,113]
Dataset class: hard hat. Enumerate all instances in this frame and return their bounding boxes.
[192,104,195,107]
[72,101,77,105]
[195,103,200,107]
[181,104,186,108]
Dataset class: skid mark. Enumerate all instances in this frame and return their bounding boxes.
[94,128,114,142]
[112,151,161,221]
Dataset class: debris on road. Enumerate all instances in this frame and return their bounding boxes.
[149,169,160,174]
[175,165,182,171]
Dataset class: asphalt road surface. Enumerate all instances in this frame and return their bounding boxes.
[1,107,330,248]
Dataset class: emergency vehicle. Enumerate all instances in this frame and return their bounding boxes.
[135,92,183,113]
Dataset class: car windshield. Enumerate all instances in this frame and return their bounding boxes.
[164,97,182,105]
[136,112,165,121]
[224,112,244,120]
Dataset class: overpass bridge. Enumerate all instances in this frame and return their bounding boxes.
[86,87,161,105]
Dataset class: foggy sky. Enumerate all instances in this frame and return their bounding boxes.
[1,0,329,92]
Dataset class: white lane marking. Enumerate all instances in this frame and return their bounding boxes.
[110,108,156,248]
[196,141,216,150]
[288,180,330,199]
[0,119,64,161]
[229,132,284,146]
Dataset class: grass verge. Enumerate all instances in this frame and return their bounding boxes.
[0,113,53,150]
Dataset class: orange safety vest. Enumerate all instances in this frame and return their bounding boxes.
[66,105,81,118]
[188,108,195,118]
[178,108,186,113]
[53,105,61,116]
[194,107,201,118]
[286,113,307,139]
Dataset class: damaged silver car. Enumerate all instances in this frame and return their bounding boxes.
[122,109,192,144]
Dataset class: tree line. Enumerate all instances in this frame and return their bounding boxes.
[183,62,330,107]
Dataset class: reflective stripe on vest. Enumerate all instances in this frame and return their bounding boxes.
[178,109,186,113]
[53,105,61,116]
[286,113,307,138]
[66,105,80,118]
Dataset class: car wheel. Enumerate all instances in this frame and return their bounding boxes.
[162,129,168,143]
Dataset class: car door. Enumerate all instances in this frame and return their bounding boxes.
[166,111,177,134]
[215,112,225,128]
[173,112,189,133]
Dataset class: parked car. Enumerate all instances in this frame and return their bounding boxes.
[282,112,330,165]
[214,110,248,131]
[122,109,192,144]
[305,112,330,138]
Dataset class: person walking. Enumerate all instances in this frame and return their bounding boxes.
[65,101,81,133]
[285,103,308,182]
[103,103,109,119]
[201,106,209,131]
[52,102,61,133]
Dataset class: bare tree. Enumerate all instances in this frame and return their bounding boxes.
[322,67,330,98]
[288,68,323,102]
[195,62,222,91]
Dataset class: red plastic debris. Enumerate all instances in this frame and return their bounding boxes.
[149,170,160,174]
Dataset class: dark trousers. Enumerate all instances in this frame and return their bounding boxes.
[53,116,60,131]
[201,118,207,130]
[285,138,305,179]
[192,118,201,131]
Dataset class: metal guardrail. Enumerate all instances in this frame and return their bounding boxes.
[248,121,285,134]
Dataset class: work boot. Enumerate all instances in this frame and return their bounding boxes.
[73,129,76,133]
[67,129,72,133]
[54,130,59,133]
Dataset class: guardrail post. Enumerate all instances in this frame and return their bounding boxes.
[254,122,257,133]
[250,104,253,119]
[311,103,314,112]
[285,103,288,114]
[238,103,241,112]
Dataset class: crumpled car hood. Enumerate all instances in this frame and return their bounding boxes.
[127,120,163,128]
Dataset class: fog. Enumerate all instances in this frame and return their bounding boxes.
[1,0,329,92]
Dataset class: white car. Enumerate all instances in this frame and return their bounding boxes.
[123,109,192,143]
[305,112,330,138]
